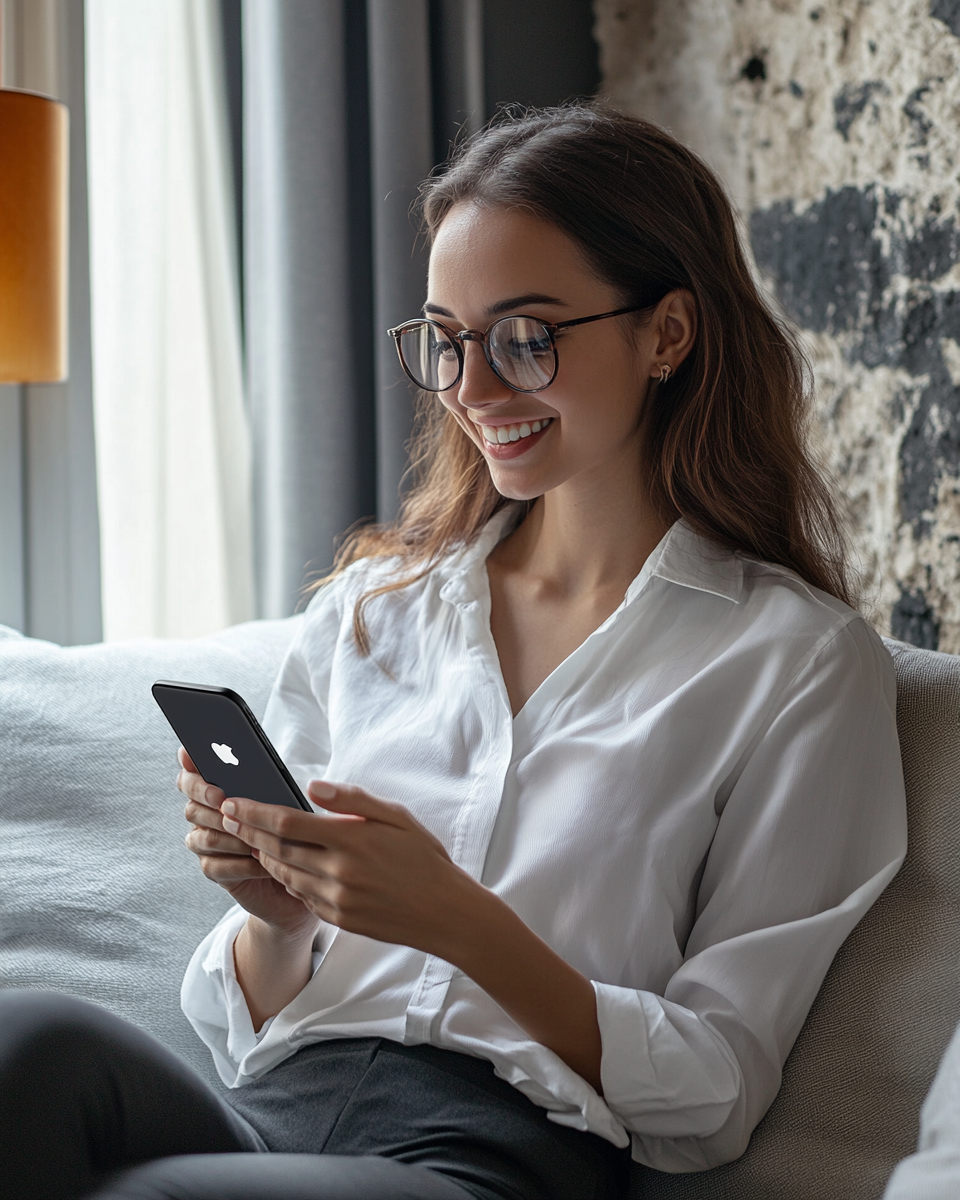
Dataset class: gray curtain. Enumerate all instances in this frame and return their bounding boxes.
[243,0,599,619]
[244,0,376,621]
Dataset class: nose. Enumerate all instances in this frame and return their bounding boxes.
[455,340,514,410]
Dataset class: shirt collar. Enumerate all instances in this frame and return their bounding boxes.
[438,506,743,607]
[437,505,523,605]
[627,519,743,605]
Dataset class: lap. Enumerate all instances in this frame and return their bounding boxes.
[0,992,626,1200]
[231,1039,627,1200]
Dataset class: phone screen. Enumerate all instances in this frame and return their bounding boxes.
[152,681,312,811]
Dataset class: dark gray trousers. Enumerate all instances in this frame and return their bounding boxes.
[0,991,627,1200]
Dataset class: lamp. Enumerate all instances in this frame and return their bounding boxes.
[0,85,68,382]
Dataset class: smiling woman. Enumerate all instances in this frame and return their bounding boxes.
[0,103,908,1200]
[323,105,855,660]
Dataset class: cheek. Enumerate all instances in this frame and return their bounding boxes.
[553,378,642,447]
[438,391,461,418]
[438,394,481,443]
[557,340,639,409]
[438,391,466,424]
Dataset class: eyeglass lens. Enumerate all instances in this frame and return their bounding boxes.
[398,318,557,392]
[397,324,460,392]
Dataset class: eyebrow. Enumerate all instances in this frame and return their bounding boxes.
[423,293,570,320]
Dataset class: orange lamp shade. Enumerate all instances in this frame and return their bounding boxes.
[0,88,69,383]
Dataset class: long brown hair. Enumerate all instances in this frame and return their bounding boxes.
[310,103,854,652]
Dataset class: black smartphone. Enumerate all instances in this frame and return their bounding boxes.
[152,681,313,812]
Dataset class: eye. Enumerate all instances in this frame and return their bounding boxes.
[428,335,457,360]
[508,334,552,357]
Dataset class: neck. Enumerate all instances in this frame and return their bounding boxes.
[497,457,673,601]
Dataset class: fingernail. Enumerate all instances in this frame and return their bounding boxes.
[222,816,239,834]
[221,800,236,816]
[310,781,336,800]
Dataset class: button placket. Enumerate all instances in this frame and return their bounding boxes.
[403,588,514,1043]
[452,605,512,850]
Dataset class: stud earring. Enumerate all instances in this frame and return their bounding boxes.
[658,364,672,384]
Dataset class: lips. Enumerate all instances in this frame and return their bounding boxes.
[479,418,553,445]
[476,417,554,460]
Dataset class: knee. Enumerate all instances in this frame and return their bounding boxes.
[0,990,118,1063]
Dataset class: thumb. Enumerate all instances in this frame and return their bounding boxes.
[307,780,411,828]
[178,745,198,774]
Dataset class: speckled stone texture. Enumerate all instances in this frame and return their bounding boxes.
[596,0,960,652]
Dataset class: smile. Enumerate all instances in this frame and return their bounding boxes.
[479,418,553,445]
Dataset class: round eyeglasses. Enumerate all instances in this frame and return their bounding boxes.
[387,305,647,394]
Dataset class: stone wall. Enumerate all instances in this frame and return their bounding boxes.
[596,0,960,651]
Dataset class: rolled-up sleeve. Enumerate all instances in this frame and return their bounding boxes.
[181,905,334,1086]
[181,905,257,1086]
[594,618,907,1171]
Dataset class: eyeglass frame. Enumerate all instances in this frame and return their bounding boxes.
[387,304,649,395]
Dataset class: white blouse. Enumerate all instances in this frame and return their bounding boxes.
[182,509,907,1172]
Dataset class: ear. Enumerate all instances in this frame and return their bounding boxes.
[649,289,697,382]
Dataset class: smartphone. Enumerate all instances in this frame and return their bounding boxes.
[152,681,313,812]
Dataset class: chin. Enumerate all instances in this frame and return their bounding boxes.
[486,467,553,503]
[494,485,541,503]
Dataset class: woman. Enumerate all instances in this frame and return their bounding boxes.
[0,104,906,1200]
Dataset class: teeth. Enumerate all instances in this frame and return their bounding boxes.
[480,418,551,445]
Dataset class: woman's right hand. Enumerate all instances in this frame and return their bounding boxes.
[178,747,321,941]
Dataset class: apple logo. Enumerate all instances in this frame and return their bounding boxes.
[211,742,239,766]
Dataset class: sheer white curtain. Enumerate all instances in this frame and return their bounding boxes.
[86,0,253,640]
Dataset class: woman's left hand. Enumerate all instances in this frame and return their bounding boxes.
[219,782,478,956]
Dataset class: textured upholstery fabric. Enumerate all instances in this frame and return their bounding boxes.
[0,618,300,1088]
[631,639,960,1199]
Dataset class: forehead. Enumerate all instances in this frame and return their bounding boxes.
[427,202,602,308]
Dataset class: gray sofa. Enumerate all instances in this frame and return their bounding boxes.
[1,622,958,1199]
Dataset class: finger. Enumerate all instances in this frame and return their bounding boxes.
[240,828,340,876]
[220,812,334,868]
[185,825,253,858]
[184,798,227,831]
[219,797,346,846]
[177,746,198,774]
[185,796,255,833]
[309,783,448,858]
[196,853,273,884]
[255,850,341,918]
[178,769,225,812]
[307,781,414,828]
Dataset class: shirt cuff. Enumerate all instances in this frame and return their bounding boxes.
[592,980,741,1140]
[182,907,336,1086]
[202,908,262,1066]
[181,904,251,1086]
[223,927,263,1062]
[238,949,328,1046]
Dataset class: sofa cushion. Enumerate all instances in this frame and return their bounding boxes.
[632,639,960,1199]
[0,617,300,1088]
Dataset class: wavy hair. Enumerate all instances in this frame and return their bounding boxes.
[308,103,853,652]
